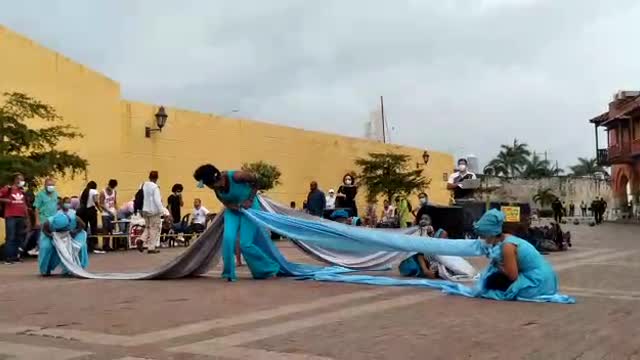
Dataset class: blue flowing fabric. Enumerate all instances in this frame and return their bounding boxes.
[241,207,575,304]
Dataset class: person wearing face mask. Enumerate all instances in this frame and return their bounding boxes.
[27,178,59,256]
[1,173,29,264]
[193,164,280,282]
[447,158,477,201]
[336,174,358,216]
[39,197,89,275]
[413,193,432,226]
[474,209,560,299]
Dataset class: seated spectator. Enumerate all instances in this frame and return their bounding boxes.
[117,199,135,233]
[379,200,396,225]
[187,198,209,234]
[330,209,362,226]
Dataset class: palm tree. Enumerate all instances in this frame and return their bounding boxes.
[484,139,531,177]
[521,153,551,179]
[533,188,557,208]
[569,157,607,177]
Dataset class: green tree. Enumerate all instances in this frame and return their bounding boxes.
[521,153,564,179]
[0,92,88,186]
[241,161,282,192]
[484,139,531,177]
[355,152,430,202]
[569,157,607,177]
[532,188,557,208]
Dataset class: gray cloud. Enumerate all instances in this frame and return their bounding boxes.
[2,0,640,169]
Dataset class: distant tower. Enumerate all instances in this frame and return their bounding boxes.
[466,154,479,174]
[364,109,383,142]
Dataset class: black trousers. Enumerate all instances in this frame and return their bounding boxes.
[79,207,99,251]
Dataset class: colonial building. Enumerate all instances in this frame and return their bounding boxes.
[589,91,640,211]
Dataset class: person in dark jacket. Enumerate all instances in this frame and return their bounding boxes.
[306,181,326,217]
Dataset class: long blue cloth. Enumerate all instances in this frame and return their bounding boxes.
[242,208,575,304]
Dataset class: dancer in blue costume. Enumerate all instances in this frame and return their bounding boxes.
[39,197,89,276]
[193,164,280,281]
[473,209,560,300]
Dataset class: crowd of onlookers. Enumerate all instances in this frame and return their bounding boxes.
[0,171,218,262]
[550,197,608,224]
[302,173,434,229]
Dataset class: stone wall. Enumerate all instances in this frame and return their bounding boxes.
[476,176,613,210]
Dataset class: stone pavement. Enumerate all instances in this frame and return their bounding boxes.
[1,223,639,360]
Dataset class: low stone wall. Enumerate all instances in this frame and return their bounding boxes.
[475,176,613,211]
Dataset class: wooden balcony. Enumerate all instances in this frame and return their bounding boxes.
[608,144,632,163]
[596,148,609,166]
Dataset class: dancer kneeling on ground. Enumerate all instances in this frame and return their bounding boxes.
[399,226,450,280]
[193,164,280,281]
[475,209,560,299]
[39,197,89,276]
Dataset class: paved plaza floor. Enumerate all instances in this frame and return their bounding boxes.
[1,222,639,359]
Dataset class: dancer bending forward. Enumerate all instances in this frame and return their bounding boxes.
[193,164,280,281]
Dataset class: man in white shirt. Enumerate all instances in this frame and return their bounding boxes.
[189,198,210,233]
[446,158,477,201]
[136,171,164,254]
[325,189,336,210]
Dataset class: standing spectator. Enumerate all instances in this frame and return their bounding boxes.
[337,174,358,216]
[396,196,412,228]
[306,181,326,217]
[30,178,59,255]
[414,193,432,225]
[78,181,103,254]
[591,198,600,224]
[167,184,184,232]
[551,197,563,224]
[446,158,477,201]
[599,197,607,223]
[187,198,209,234]
[569,201,575,217]
[0,173,29,264]
[580,200,587,217]
[99,179,118,251]
[136,171,163,254]
[325,189,336,210]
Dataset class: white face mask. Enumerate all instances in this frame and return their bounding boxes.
[17,181,25,188]
[458,164,467,172]
[344,179,352,185]
[46,185,55,193]
[419,197,427,204]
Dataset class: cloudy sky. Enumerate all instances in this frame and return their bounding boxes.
[2,0,640,169]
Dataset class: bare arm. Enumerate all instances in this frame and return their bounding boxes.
[501,243,519,281]
[416,255,438,279]
[232,171,257,184]
[76,216,86,231]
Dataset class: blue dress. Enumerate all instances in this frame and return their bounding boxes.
[38,210,89,275]
[479,235,558,300]
[215,171,280,281]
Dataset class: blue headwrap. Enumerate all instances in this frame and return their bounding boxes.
[330,209,349,220]
[473,209,505,237]
[50,213,72,232]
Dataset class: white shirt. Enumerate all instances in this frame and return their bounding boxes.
[102,189,117,214]
[86,189,98,208]
[142,181,164,216]
[325,195,336,210]
[447,171,477,184]
[192,206,210,225]
[381,206,395,223]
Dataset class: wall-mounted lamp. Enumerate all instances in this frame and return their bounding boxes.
[145,106,168,138]
[416,150,431,169]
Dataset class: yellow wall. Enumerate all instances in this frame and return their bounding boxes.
[0,24,454,245]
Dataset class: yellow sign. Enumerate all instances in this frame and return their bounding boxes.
[501,206,521,222]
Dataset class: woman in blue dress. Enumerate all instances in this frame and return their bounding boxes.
[193,164,280,281]
[39,197,89,276]
[474,209,559,300]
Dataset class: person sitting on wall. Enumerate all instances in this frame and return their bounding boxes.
[446,158,477,201]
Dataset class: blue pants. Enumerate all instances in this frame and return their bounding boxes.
[4,217,26,261]
[222,209,280,281]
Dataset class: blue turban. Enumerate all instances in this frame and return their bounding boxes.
[330,209,349,220]
[473,209,505,237]
[50,213,71,232]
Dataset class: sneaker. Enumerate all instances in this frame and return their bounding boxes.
[27,249,39,256]
[93,249,106,254]
[4,261,13,265]
[135,239,144,253]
